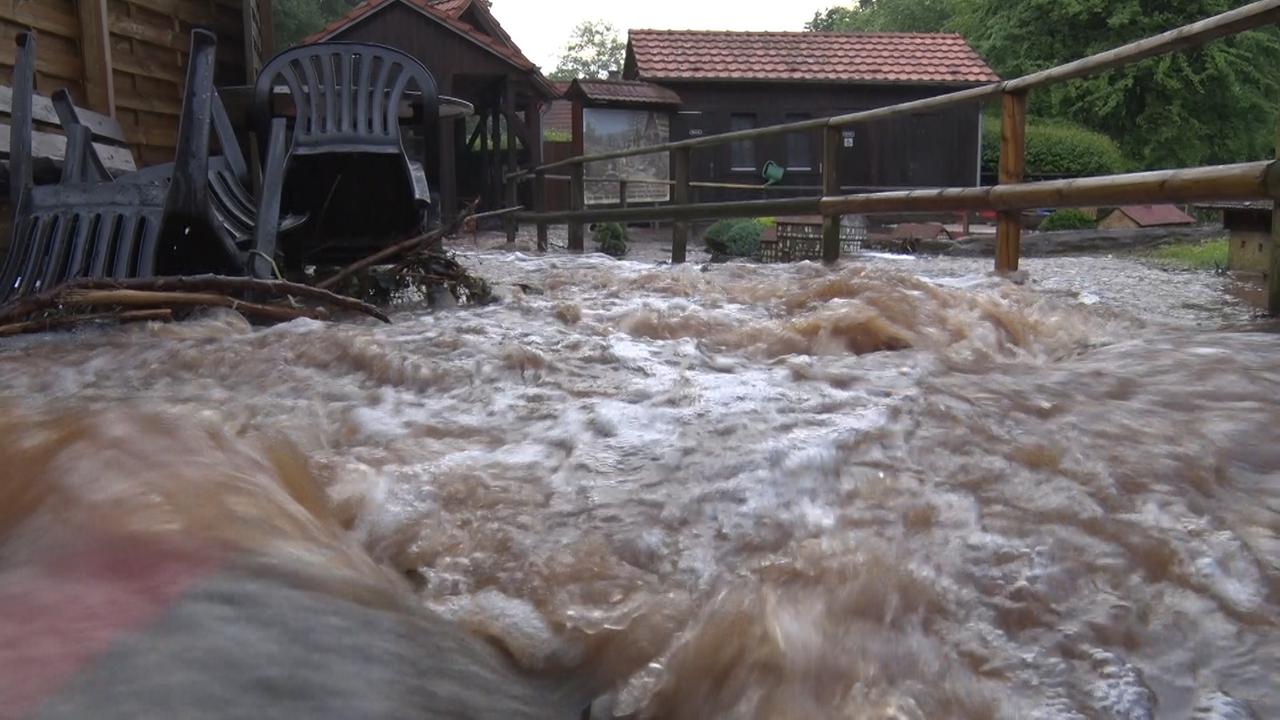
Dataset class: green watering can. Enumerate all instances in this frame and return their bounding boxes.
[761,160,785,186]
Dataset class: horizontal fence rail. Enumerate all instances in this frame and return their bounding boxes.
[506,0,1280,312]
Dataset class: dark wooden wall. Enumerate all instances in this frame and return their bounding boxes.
[661,81,982,201]
[0,0,267,167]
[326,2,546,217]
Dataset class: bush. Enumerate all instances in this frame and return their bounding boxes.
[982,118,1127,178]
[593,222,628,258]
[703,218,763,258]
[1038,209,1096,232]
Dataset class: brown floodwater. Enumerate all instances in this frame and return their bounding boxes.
[0,246,1275,718]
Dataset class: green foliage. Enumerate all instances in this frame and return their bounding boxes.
[544,129,572,143]
[593,223,628,258]
[807,0,955,32]
[549,21,626,81]
[952,0,1280,169]
[703,218,763,258]
[981,117,1126,177]
[1141,238,1228,270]
[1037,209,1097,232]
[271,0,354,48]
[809,0,1280,169]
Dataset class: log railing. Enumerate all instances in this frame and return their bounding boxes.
[506,0,1280,311]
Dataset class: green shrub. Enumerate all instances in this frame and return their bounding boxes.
[593,222,628,258]
[1038,209,1096,232]
[703,218,763,258]
[982,118,1127,178]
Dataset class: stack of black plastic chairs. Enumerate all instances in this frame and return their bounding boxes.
[0,30,440,305]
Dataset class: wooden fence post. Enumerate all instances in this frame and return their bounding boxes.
[1270,119,1280,315]
[568,163,585,252]
[996,91,1028,273]
[822,125,841,264]
[535,171,548,251]
[672,147,690,264]
[77,0,115,116]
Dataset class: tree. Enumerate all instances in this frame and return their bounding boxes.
[806,0,955,32]
[951,0,1280,168]
[272,0,357,47]
[806,0,1280,169]
[549,21,626,81]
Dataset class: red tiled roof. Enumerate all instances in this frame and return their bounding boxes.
[627,30,999,85]
[1113,205,1196,227]
[569,79,681,106]
[301,0,553,96]
[427,0,469,15]
[543,99,573,136]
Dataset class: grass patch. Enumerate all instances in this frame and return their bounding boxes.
[1139,238,1228,270]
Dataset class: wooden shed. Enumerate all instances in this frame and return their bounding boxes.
[1098,204,1196,230]
[1196,200,1273,275]
[0,0,272,167]
[622,30,998,200]
[302,0,556,220]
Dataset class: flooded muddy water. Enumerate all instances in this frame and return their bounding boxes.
[0,246,1275,718]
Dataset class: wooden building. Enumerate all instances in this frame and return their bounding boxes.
[302,0,556,220]
[1198,201,1273,275]
[621,30,998,200]
[0,0,272,167]
[564,79,682,206]
[1098,204,1196,231]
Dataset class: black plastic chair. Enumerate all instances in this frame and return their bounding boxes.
[0,30,288,303]
[252,42,439,265]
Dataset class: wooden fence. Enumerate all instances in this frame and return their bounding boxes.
[510,0,1280,313]
[0,0,270,167]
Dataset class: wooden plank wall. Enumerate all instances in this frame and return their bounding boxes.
[0,0,257,167]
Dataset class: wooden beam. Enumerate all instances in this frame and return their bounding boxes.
[516,161,1276,226]
[821,125,841,265]
[516,197,822,225]
[534,170,548,251]
[490,98,502,210]
[671,147,690,263]
[257,0,274,59]
[76,0,116,117]
[503,80,517,242]
[568,162,584,252]
[1270,119,1280,315]
[995,92,1027,273]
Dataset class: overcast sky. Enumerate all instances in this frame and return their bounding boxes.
[488,1,837,71]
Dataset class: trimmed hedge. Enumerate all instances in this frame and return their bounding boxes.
[593,223,628,258]
[982,119,1126,178]
[1038,209,1096,232]
[703,218,764,258]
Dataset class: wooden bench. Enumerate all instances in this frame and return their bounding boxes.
[0,84,136,186]
[0,84,136,257]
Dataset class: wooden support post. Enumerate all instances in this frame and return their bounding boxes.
[527,96,546,251]
[821,125,842,264]
[568,162,585,252]
[1270,120,1280,315]
[619,179,629,209]
[77,0,115,116]
[490,99,503,210]
[535,170,548,251]
[672,146,690,264]
[503,81,517,243]
[996,91,1028,273]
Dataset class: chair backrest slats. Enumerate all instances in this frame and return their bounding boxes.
[254,42,439,154]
